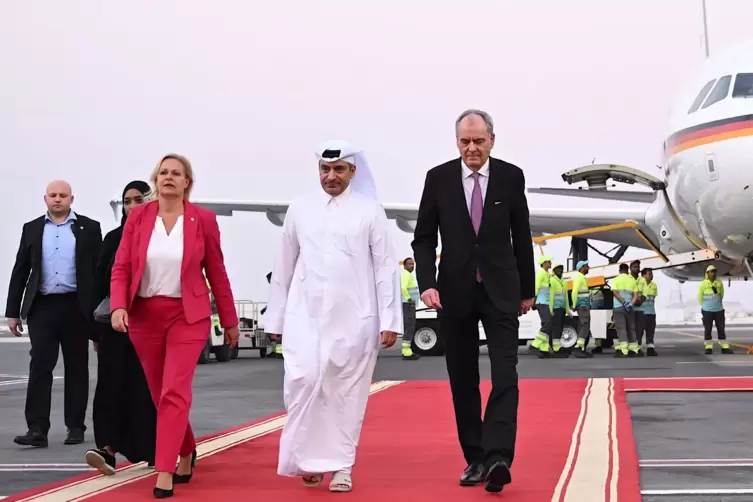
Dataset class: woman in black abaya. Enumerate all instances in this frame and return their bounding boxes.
[85,180,157,474]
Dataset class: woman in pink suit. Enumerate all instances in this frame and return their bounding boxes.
[110,154,239,498]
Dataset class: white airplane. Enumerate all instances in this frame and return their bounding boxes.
[110,38,753,283]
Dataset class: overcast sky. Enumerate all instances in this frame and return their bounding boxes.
[2,0,753,314]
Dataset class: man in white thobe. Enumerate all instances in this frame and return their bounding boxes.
[265,140,402,493]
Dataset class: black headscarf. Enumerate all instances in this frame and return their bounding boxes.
[96,180,151,301]
[120,180,151,226]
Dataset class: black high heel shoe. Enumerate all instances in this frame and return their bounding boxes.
[153,482,174,499]
[174,450,197,484]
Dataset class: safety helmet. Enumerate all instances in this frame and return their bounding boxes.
[539,255,553,265]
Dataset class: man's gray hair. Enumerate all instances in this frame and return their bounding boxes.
[455,109,494,136]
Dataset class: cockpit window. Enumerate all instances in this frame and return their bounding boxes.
[688,79,716,113]
[732,73,753,98]
[701,75,732,109]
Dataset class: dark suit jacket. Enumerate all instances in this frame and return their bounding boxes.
[5,212,103,320]
[411,157,535,317]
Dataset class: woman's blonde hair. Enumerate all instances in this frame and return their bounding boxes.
[150,153,194,200]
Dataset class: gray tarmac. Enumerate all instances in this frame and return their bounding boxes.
[1,326,753,500]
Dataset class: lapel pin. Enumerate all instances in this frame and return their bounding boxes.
[191,217,195,222]
[80,226,84,229]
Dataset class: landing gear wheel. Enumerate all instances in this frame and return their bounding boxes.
[412,319,444,356]
[560,325,578,350]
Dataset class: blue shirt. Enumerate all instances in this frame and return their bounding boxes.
[40,212,78,295]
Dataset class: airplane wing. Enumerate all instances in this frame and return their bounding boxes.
[111,198,652,250]
[109,199,425,233]
[109,163,661,250]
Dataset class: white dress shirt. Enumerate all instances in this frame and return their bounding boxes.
[461,159,489,214]
[137,216,184,298]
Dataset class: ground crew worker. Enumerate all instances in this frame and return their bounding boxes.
[630,260,642,282]
[400,257,421,360]
[638,268,658,356]
[630,260,646,353]
[263,272,284,359]
[611,263,642,357]
[210,296,221,330]
[697,265,733,354]
[208,277,222,333]
[545,262,570,358]
[530,256,553,355]
[570,260,593,358]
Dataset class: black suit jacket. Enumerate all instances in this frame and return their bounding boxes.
[411,157,535,317]
[5,213,103,320]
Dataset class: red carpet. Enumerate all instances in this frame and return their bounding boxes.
[6,379,641,501]
[624,376,753,392]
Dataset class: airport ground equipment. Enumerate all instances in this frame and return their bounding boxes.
[233,300,270,359]
[198,299,270,363]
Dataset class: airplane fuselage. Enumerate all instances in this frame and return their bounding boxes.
[648,40,753,281]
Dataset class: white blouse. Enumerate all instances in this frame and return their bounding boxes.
[137,216,184,298]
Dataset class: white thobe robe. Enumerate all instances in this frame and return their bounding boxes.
[265,186,403,476]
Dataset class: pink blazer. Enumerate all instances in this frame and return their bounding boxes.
[110,200,238,328]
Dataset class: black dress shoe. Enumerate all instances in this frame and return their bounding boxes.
[485,460,512,493]
[64,428,85,445]
[174,450,197,484]
[13,430,48,448]
[459,463,485,486]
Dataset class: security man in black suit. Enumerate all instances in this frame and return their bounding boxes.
[412,109,535,493]
[6,180,102,447]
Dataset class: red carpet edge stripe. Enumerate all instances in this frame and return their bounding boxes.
[606,378,617,502]
[613,378,642,502]
[553,377,640,501]
[623,376,753,392]
[552,378,593,501]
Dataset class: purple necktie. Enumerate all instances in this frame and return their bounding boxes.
[471,172,483,281]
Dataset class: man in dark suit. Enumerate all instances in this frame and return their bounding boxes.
[6,180,102,447]
[411,109,535,493]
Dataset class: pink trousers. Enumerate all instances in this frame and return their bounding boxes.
[128,296,210,472]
